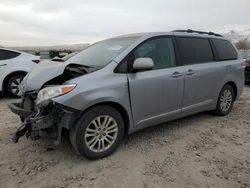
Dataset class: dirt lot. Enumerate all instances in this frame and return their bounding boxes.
[0,86,249,188]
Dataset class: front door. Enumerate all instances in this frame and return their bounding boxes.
[126,37,184,128]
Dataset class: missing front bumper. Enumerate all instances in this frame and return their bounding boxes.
[12,122,31,143]
[11,113,55,143]
[8,101,79,143]
[9,101,56,142]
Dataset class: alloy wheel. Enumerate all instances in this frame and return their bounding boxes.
[10,77,22,96]
[219,89,233,112]
[84,115,118,153]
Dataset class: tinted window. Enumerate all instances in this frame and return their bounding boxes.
[0,50,4,60]
[0,49,20,60]
[212,39,238,60]
[177,37,214,65]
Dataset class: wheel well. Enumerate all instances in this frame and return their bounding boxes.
[3,71,27,93]
[82,102,130,136]
[225,81,237,100]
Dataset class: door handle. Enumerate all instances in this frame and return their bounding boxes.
[172,72,182,78]
[186,69,195,76]
[0,64,7,66]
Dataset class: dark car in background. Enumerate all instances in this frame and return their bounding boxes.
[245,58,250,83]
[240,51,250,83]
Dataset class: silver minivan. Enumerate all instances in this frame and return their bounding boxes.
[9,30,245,159]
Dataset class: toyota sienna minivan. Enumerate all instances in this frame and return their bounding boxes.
[9,30,245,159]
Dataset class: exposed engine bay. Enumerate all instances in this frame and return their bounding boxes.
[44,63,99,86]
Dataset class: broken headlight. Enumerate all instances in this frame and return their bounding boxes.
[36,84,76,105]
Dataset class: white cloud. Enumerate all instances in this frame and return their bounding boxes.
[0,0,249,46]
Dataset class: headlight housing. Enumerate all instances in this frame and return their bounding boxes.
[36,84,76,105]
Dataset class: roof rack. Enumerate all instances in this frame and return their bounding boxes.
[173,29,223,37]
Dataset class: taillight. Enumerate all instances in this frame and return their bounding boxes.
[240,60,247,68]
[32,60,40,64]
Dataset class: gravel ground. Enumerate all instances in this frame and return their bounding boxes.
[0,86,250,188]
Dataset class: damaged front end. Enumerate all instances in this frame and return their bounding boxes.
[9,93,80,144]
[8,63,95,144]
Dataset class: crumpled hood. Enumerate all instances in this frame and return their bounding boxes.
[23,60,69,92]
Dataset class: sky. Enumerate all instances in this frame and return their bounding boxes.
[0,0,249,47]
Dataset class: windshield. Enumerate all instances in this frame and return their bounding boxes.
[66,36,139,67]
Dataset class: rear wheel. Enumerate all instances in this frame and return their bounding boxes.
[214,84,235,116]
[70,105,125,159]
[6,74,25,98]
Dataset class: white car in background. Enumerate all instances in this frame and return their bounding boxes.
[0,48,40,97]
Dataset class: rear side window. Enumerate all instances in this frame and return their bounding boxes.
[0,49,20,60]
[212,39,238,61]
[177,37,214,65]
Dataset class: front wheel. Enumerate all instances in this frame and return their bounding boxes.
[6,74,25,98]
[70,105,125,159]
[214,84,235,116]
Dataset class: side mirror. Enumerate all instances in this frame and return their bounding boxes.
[133,58,154,71]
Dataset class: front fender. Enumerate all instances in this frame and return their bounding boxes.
[52,85,134,132]
[53,78,130,111]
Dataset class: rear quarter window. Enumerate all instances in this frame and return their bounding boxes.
[212,39,238,61]
[176,37,214,65]
[0,49,20,60]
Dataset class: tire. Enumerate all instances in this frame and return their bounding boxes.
[6,74,25,98]
[213,84,235,116]
[70,105,125,159]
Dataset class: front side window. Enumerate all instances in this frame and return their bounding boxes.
[134,37,176,70]
[66,36,140,67]
[0,49,20,60]
[212,39,238,61]
[119,37,176,72]
[177,37,214,65]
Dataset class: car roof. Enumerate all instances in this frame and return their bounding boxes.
[112,30,227,63]
[113,31,225,40]
[173,31,224,40]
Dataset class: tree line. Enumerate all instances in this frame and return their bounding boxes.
[235,38,250,49]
